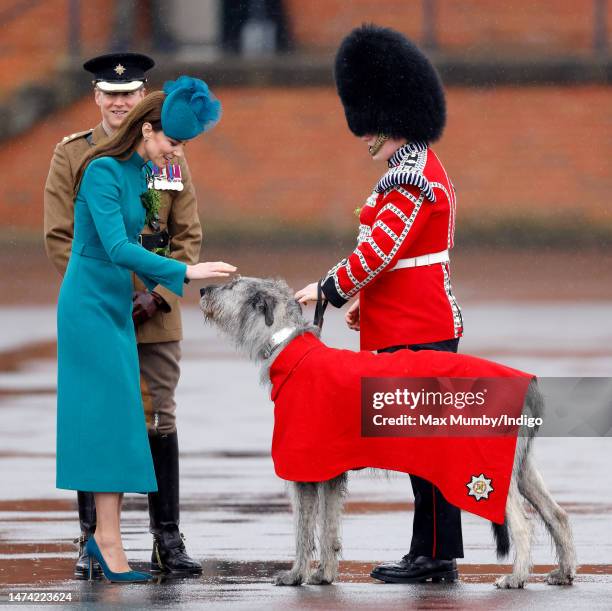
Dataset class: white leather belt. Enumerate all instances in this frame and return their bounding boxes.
[390,249,449,271]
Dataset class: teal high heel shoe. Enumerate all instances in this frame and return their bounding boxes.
[85,535,152,583]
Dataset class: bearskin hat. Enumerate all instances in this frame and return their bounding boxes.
[334,24,446,143]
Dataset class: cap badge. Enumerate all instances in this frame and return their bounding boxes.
[114,63,126,75]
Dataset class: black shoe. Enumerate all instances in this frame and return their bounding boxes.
[74,492,102,580]
[371,555,458,583]
[150,530,202,575]
[148,432,202,575]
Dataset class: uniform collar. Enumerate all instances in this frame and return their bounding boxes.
[375,140,436,201]
[91,123,109,146]
[269,332,323,401]
[388,141,428,168]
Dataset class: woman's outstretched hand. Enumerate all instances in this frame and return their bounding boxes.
[295,282,320,305]
[345,298,360,331]
[186,261,237,280]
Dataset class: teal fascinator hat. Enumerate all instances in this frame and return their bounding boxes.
[161,75,221,141]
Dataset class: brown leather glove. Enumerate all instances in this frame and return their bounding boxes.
[132,291,171,326]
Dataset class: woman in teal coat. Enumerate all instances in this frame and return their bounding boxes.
[56,77,235,582]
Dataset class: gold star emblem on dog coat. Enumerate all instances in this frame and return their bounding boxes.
[114,63,126,75]
[466,474,494,501]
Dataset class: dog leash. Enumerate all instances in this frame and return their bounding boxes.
[313,280,328,330]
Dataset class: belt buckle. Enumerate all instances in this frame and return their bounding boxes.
[138,234,143,245]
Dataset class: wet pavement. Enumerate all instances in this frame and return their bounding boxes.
[0,303,611,609]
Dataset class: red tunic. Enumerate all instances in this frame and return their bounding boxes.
[270,333,534,524]
[321,142,462,351]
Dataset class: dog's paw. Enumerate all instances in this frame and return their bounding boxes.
[494,574,526,589]
[274,570,304,586]
[545,568,575,586]
[307,568,335,585]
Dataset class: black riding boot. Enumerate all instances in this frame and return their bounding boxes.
[148,431,202,574]
[74,491,102,579]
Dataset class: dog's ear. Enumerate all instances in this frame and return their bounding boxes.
[250,292,277,326]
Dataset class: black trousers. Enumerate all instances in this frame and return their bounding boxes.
[378,338,464,559]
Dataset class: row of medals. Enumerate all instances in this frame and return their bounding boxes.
[145,163,184,232]
[147,163,184,192]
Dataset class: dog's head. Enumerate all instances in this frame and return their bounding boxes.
[200,276,307,360]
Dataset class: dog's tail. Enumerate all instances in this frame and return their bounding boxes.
[491,521,510,559]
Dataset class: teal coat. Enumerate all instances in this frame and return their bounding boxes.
[56,152,187,493]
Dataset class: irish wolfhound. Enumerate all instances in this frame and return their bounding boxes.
[199,276,576,589]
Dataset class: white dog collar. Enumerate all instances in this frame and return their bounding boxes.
[263,327,297,359]
[271,326,296,347]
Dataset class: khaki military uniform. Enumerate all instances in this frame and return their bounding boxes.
[44,123,202,433]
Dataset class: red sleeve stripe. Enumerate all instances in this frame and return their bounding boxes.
[395,185,422,206]
[345,262,361,286]
[355,249,373,275]
[339,193,425,297]
[322,189,425,303]
[363,236,387,263]
[372,219,399,240]
[348,253,368,282]
[380,202,412,225]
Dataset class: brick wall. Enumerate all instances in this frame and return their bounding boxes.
[0,0,112,96]
[2,0,609,100]
[286,0,612,54]
[1,84,609,239]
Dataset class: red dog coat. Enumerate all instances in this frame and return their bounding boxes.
[270,333,534,523]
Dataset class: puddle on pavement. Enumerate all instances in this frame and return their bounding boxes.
[2,556,611,589]
[3,497,612,517]
[1,292,611,604]
[0,341,56,373]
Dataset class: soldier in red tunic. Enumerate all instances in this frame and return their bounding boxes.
[296,25,464,583]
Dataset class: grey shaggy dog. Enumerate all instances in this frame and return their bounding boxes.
[199,276,576,589]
